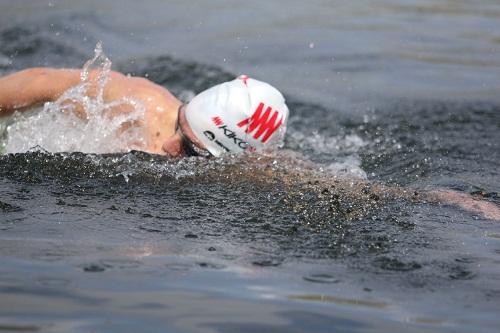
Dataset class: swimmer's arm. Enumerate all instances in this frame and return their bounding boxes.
[426,190,500,221]
[0,67,180,117]
[0,68,83,115]
[357,183,500,221]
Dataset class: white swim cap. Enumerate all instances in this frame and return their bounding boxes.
[184,75,289,157]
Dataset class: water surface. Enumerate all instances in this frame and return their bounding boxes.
[1,1,500,332]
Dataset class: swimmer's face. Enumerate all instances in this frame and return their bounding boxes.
[161,105,210,158]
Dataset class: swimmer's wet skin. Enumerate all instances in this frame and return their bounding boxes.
[0,64,499,221]
[0,66,288,158]
[0,67,182,154]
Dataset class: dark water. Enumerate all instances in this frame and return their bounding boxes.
[1,1,500,332]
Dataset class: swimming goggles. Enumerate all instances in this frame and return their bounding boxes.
[176,105,211,158]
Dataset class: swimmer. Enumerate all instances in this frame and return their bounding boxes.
[0,68,287,157]
[0,67,499,221]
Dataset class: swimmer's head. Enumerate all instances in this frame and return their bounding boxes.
[182,75,289,157]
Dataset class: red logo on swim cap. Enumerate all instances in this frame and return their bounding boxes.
[238,75,249,86]
[212,116,224,126]
[237,102,283,143]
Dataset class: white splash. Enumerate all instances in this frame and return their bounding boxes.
[4,42,146,154]
[324,155,367,179]
[289,131,368,179]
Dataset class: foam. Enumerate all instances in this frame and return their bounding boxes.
[287,131,367,179]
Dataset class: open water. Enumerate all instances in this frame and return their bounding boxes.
[1,1,500,332]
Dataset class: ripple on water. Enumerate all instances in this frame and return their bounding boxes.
[0,323,44,332]
[289,294,388,309]
[303,273,341,284]
[0,200,22,213]
[374,257,422,272]
[36,277,72,288]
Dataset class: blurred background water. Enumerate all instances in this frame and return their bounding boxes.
[0,1,500,332]
[3,0,500,109]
